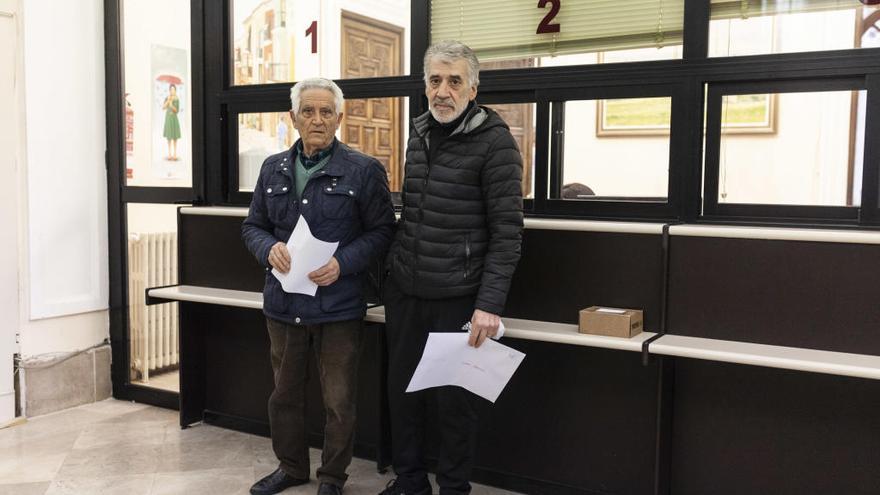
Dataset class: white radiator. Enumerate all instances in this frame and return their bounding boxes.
[128,232,179,382]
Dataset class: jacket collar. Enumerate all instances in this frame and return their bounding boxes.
[276,139,350,178]
[412,102,487,138]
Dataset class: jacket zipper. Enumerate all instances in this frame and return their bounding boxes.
[412,135,431,293]
[464,233,471,279]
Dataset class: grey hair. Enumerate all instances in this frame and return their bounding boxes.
[423,40,480,89]
[289,77,345,115]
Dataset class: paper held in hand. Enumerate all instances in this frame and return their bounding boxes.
[271,216,339,296]
[406,332,526,403]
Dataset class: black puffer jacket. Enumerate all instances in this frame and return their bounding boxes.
[387,104,523,315]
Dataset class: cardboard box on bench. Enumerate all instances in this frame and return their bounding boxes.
[578,306,643,338]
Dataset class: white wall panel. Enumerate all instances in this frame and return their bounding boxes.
[23,0,108,319]
[0,0,20,424]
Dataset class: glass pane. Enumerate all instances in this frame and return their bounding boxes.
[238,97,410,193]
[717,90,863,207]
[122,0,193,187]
[482,103,537,200]
[709,4,879,57]
[238,111,293,192]
[556,98,672,200]
[232,0,411,85]
[127,203,184,392]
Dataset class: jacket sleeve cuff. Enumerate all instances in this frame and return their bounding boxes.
[335,252,350,276]
[257,238,275,269]
[474,298,505,317]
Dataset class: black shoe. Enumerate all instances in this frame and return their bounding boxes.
[250,467,309,495]
[318,482,343,495]
[378,478,431,495]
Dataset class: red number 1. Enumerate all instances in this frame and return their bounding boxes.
[306,20,318,54]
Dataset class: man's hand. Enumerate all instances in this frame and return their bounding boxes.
[268,242,291,273]
[309,257,340,286]
[468,309,501,348]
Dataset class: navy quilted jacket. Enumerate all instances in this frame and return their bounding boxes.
[242,140,396,325]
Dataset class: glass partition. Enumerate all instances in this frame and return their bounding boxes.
[122,0,193,187]
[232,0,411,85]
[554,97,673,201]
[716,90,864,207]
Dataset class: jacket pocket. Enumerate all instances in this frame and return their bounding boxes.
[265,182,293,224]
[321,185,358,219]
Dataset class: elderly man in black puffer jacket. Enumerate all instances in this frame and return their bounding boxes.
[380,41,524,495]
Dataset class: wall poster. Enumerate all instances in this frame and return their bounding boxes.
[151,45,188,179]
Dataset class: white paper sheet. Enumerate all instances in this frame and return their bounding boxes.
[271,216,339,296]
[406,332,526,403]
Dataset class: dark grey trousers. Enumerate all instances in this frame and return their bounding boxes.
[383,277,480,495]
[265,317,362,488]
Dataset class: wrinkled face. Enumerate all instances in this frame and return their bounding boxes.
[291,88,343,155]
[425,58,477,124]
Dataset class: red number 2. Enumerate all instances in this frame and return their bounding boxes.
[306,20,318,54]
[537,0,561,34]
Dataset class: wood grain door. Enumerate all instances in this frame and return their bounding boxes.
[340,12,403,191]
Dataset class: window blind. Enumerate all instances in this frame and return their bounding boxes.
[710,0,863,20]
[430,0,685,61]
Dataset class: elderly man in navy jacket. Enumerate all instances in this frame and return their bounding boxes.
[243,77,395,495]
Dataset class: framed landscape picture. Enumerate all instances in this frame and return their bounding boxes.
[596,93,777,136]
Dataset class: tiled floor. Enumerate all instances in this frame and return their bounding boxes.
[0,400,521,495]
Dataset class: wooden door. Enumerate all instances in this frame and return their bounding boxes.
[340,12,403,191]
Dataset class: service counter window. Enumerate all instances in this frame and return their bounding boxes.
[233,96,411,198]
[703,78,869,222]
[231,0,411,86]
[535,85,684,219]
[709,0,880,57]
[557,97,672,202]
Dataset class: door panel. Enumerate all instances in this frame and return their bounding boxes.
[340,13,403,191]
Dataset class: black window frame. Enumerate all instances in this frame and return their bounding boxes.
[702,76,871,225]
[104,0,880,407]
[104,0,205,408]
[533,82,689,221]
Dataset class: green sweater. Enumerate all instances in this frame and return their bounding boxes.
[294,151,332,199]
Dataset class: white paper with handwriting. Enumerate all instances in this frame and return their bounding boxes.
[406,332,525,403]
[271,216,339,296]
